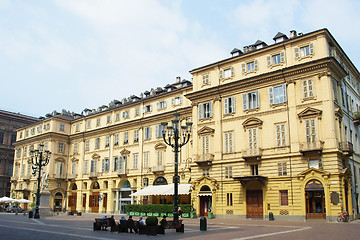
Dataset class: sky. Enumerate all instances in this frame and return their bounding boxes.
[1,0,360,117]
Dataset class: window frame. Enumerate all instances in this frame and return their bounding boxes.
[243,91,259,110]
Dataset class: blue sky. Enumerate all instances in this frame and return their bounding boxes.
[1,0,360,117]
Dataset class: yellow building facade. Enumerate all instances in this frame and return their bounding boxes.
[10,29,360,221]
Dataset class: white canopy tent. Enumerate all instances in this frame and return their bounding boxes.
[0,197,18,203]
[130,184,191,197]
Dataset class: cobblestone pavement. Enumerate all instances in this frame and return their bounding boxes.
[0,212,359,240]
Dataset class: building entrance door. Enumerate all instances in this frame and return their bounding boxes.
[246,190,263,218]
[199,196,210,217]
[305,181,326,219]
[90,192,99,213]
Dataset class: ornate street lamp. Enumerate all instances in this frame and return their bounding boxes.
[30,144,51,219]
[161,113,192,221]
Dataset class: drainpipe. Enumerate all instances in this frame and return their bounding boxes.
[217,63,224,215]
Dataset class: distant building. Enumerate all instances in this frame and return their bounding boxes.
[0,110,38,197]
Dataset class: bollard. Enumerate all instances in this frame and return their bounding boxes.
[200,217,207,231]
[269,212,274,221]
[29,210,33,218]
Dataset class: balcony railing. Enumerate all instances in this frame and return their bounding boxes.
[89,172,98,179]
[299,141,324,154]
[353,112,360,125]
[151,165,165,173]
[10,176,18,182]
[53,173,66,179]
[23,175,31,181]
[339,141,354,156]
[194,154,214,166]
[242,148,262,160]
[117,169,129,177]
[68,173,77,180]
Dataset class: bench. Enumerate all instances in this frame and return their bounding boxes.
[93,217,117,232]
[158,220,184,234]
[117,220,146,234]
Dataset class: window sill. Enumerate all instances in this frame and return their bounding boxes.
[296,54,314,61]
[301,96,316,102]
[243,108,259,113]
[243,70,258,76]
[199,117,213,122]
[223,112,236,117]
[270,102,287,108]
[268,62,285,68]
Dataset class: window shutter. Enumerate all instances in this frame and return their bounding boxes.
[219,69,223,79]
[231,96,235,113]
[198,104,204,119]
[309,43,314,54]
[303,80,308,98]
[224,133,229,153]
[241,63,246,73]
[142,106,145,113]
[229,133,233,153]
[256,91,260,108]
[179,96,183,104]
[209,102,213,117]
[254,60,258,70]
[224,98,229,114]
[164,101,167,108]
[280,52,285,62]
[294,47,300,59]
[268,87,274,105]
[267,56,271,66]
[56,162,60,174]
[308,79,314,97]
[149,105,152,111]
[155,125,159,137]
[102,159,105,172]
[171,97,175,106]
[156,102,160,110]
[283,84,287,102]
[230,66,234,77]
[243,94,248,110]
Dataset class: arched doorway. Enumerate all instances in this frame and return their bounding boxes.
[154,177,168,185]
[68,183,77,212]
[305,180,325,219]
[90,182,100,213]
[246,180,263,219]
[199,185,212,217]
[119,180,131,214]
[54,192,63,212]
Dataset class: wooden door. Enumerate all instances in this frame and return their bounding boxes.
[306,191,325,219]
[68,193,77,212]
[199,196,210,217]
[246,190,263,218]
[90,192,100,213]
[82,194,86,209]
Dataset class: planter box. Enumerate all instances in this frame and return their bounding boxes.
[161,212,167,217]
[167,213,174,217]
[208,212,214,219]
[147,212,153,216]
[182,213,189,218]
[153,212,159,217]
[134,212,140,216]
[140,212,147,216]
[128,211,135,216]
[190,212,197,218]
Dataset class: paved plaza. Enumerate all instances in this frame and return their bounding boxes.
[0,212,359,240]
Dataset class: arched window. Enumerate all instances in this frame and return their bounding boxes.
[153,177,168,185]
[121,180,131,188]
[92,182,100,189]
[55,192,63,197]
[72,183,77,190]
[200,185,211,191]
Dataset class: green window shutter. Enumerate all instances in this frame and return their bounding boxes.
[241,63,246,73]
[280,52,285,62]
[294,47,300,59]
[267,56,271,66]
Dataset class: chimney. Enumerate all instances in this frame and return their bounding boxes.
[176,76,181,83]
[290,30,297,38]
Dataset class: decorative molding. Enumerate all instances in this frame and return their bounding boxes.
[242,117,263,129]
[154,143,167,150]
[120,148,131,156]
[197,126,215,136]
[91,153,101,159]
[297,107,322,120]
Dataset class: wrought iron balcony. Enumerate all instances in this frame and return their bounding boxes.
[117,168,129,177]
[242,148,262,161]
[194,154,214,166]
[151,165,165,174]
[339,141,353,156]
[299,141,324,154]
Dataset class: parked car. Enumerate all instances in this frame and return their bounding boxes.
[6,206,25,213]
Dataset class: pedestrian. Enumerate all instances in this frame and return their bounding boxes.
[138,216,146,225]
[127,215,137,233]
[120,215,126,220]
[178,207,183,219]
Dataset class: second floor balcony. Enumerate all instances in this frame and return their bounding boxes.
[242,148,262,161]
[353,112,360,125]
[10,176,18,182]
[194,154,214,166]
[117,168,129,177]
[53,173,66,180]
[68,173,77,180]
[339,141,354,156]
[89,172,98,179]
[299,140,324,154]
[151,165,165,174]
[23,175,31,181]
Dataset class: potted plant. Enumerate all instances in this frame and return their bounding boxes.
[145,216,158,236]
[207,199,214,219]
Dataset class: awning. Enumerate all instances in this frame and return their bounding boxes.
[197,193,212,196]
[130,184,191,197]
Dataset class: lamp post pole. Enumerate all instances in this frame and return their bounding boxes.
[162,113,192,221]
[30,144,51,219]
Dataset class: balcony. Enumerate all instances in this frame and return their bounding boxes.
[339,141,354,156]
[151,165,165,174]
[117,169,129,177]
[53,173,66,180]
[23,175,31,182]
[68,174,77,180]
[299,141,324,154]
[242,148,262,161]
[10,176,18,182]
[89,172,98,179]
[353,113,360,125]
[194,154,214,166]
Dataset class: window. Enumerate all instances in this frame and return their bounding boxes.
[58,142,64,153]
[303,79,314,98]
[30,128,35,135]
[143,105,152,113]
[36,126,41,133]
[242,60,258,73]
[75,123,80,132]
[133,153,139,169]
[105,135,110,147]
[25,130,29,137]
[224,132,233,153]
[73,142,78,153]
[280,190,288,206]
[102,159,110,172]
[202,74,210,85]
[305,119,317,144]
[56,162,63,176]
[295,43,314,58]
[267,52,285,66]
[134,129,139,142]
[332,79,338,102]
[171,96,183,106]
[278,162,287,176]
[10,134,16,144]
[275,123,286,147]
[227,193,233,206]
[144,127,151,140]
[113,157,119,171]
[20,132,23,138]
[119,156,127,170]
[86,120,91,129]
[219,67,234,79]
[44,141,48,150]
[90,159,97,173]
[155,124,165,138]
[250,164,258,176]
[114,134,119,146]
[107,115,111,123]
[124,131,129,144]
[24,146,27,157]
[0,132,3,144]
[309,159,322,169]
[143,178,149,187]
[225,166,232,178]
[71,162,76,175]
[202,136,210,154]
[157,101,167,110]
[135,108,140,116]
[143,152,149,168]
[243,91,259,110]
[95,138,100,149]
[115,113,120,121]
[85,139,89,151]
[60,124,65,131]
[122,111,130,119]
[269,84,287,104]
[16,149,21,158]
[96,118,101,126]
[224,96,235,114]
[248,128,258,152]
[198,102,213,119]
[157,150,163,166]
